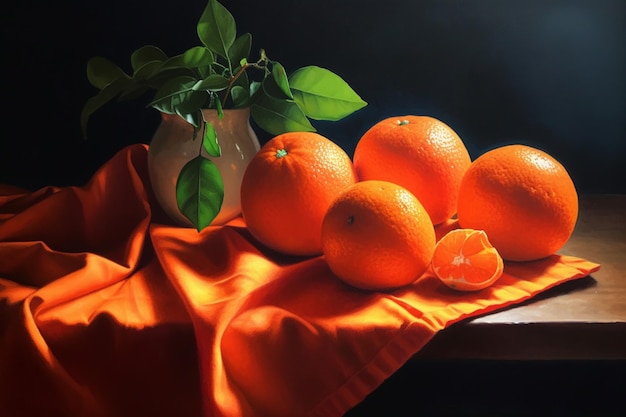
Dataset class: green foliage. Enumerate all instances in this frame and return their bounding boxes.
[82,0,366,138]
[202,122,220,157]
[289,66,368,121]
[176,156,224,232]
[82,0,367,230]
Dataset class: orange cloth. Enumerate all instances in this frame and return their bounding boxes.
[0,144,600,417]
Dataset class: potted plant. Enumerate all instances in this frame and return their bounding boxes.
[81,0,367,231]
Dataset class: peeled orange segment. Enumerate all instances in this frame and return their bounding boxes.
[432,228,504,291]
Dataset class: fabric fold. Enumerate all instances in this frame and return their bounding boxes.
[1,144,601,417]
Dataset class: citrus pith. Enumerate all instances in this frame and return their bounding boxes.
[432,228,504,291]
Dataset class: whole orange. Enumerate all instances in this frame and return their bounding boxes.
[457,144,578,261]
[321,180,436,291]
[240,131,357,256]
[353,115,471,225]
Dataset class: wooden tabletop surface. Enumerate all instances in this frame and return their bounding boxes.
[415,193,626,360]
[347,194,626,417]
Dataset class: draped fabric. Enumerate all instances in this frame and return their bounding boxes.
[0,144,600,417]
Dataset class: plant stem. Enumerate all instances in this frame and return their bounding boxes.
[220,50,269,108]
[221,65,249,107]
[197,123,205,158]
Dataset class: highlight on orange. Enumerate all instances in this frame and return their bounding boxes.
[432,228,504,291]
[240,131,357,257]
[353,115,471,225]
[321,180,436,291]
[457,144,578,262]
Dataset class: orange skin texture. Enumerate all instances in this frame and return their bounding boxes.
[321,180,436,291]
[457,144,579,262]
[432,229,504,291]
[240,132,357,257]
[353,115,472,225]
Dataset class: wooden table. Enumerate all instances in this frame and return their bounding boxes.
[417,193,626,360]
[346,194,626,416]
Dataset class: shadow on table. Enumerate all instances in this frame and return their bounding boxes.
[345,358,626,417]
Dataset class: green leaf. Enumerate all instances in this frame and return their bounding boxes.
[215,97,224,118]
[197,0,236,60]
[149,75,199,114]
[289,66,367,121]
[230,85,249,107]
[202,121,221,157]
[160,46,214,71]
[271,62,293,99]
[145,67,197,89]
[251,93,315,135]
[118,83,151,101]
[176,91,209,119]
[81,77,133,138]
[193,74,229,91]
[261,73,289,100]
[86,56,129,90]
[132,60,162,81]
[249,81,262,98]
[228,33,252,70]
[126,60,174,100]
[179,110,203,132]
[176,156,224,231]
[131,45,168,72]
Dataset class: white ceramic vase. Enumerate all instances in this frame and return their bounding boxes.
[147,108,261,227]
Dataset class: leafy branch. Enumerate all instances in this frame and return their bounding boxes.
[220,49,269,108]
[81,0,367,231]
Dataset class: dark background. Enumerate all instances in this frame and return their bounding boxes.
[1,0,624,194]
[1,2,624,416]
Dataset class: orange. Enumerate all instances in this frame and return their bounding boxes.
[321,180,436,291]
[432,228,504,291]
[457,144,578,261]
[240,131,357,256]
[353,115,472,225]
